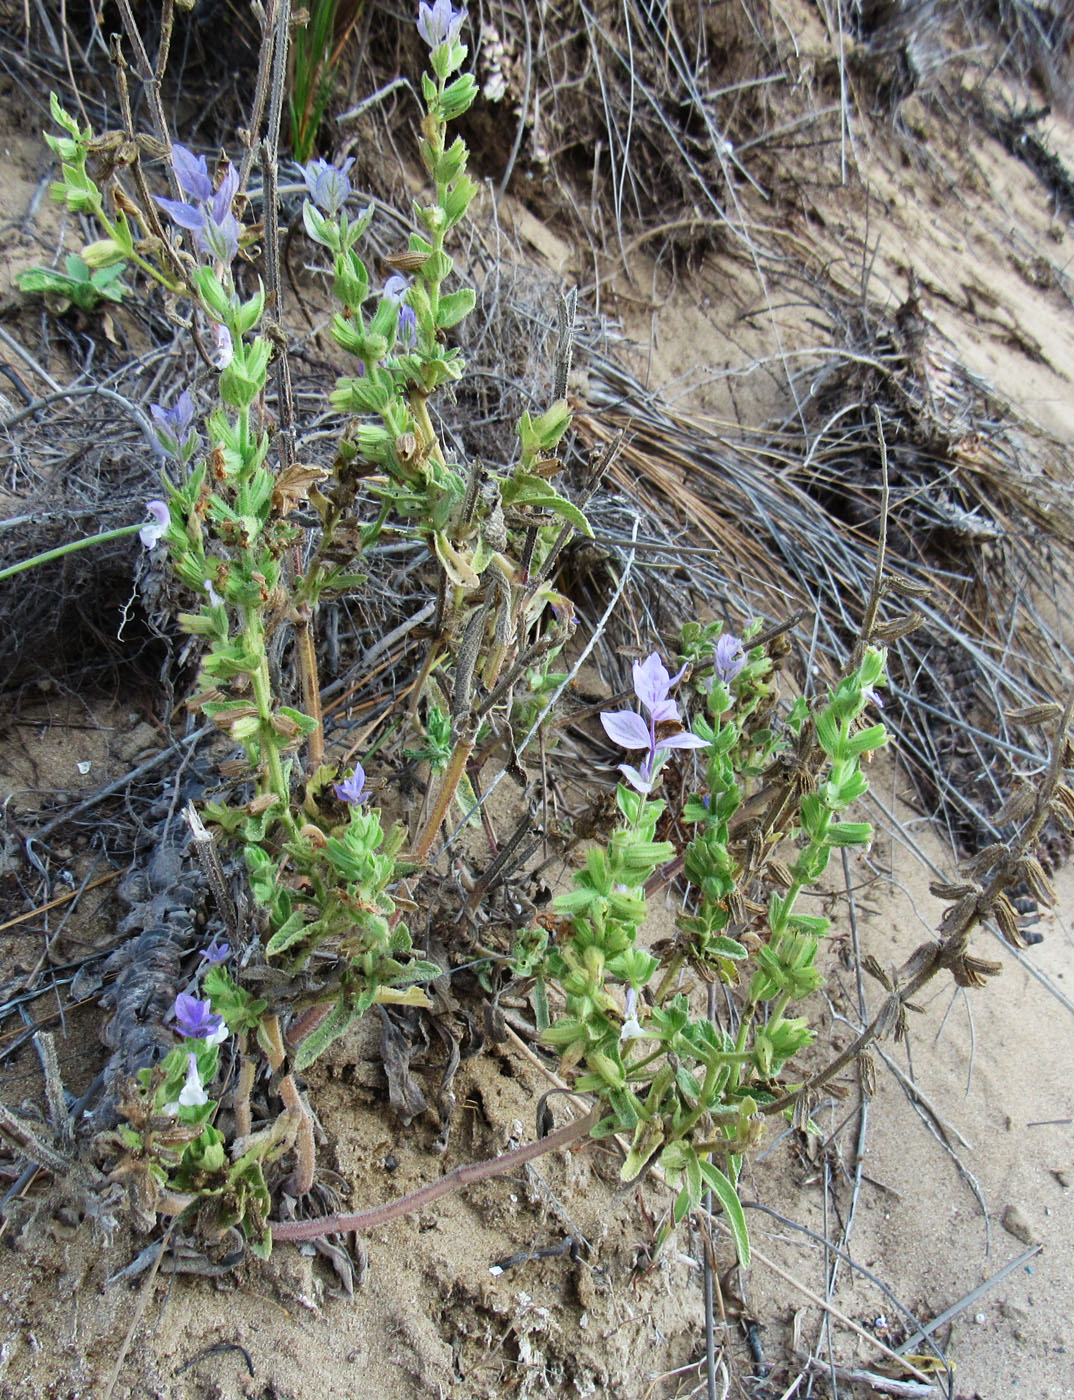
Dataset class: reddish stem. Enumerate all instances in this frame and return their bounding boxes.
[270,1105,597,1242]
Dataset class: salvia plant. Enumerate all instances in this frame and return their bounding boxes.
[33,0,1058,1271]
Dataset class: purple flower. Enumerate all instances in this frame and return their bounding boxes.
[864,686,884,709]
[210,321,234,370]
[713,632,746,685]
[334,763,370,806]
[417,0,467,50]
[199,939,230,965]
[172,145,213,203]
[171,992,226,1043]
[150,390,195,436]
[301,156,354,217]
[600,653,709,794]
[383,274,418,346]
[139,499,170,550]
[150,390,198,459]
[383,273,409,301]
[155,148,240,265]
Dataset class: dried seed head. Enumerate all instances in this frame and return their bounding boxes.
[872,611,923,642]
[395,432,420,466]
[993,892,1026,947]
[929,879,979,900]
[210,702,258,729]
[1017,855,1056,908]
[245,793,280,817]
[1004,702,1063,726]
[767,859,794,891]
[385,250,431,273]
[859,1051,877,1097]
[886,574,933,600]
[966,842,1008,877]
[1048,797,1074,833]
[994,783,1037,825]
[862,955,892,990]
[952,952,1004,988]
[940,892,980,935]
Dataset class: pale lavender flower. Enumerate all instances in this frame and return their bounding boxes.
[210,321,234,370]
[164,1052,209,1115]
[383,274,418,345]
[713,632,746,685]
[139,499,170,550]
[864,686,884,709]
[155,147,240,265]
[301,156,354,217]
[620,986,644,1042]
[171,992,226,1043]
[334,763,370,806]
[600,653,709,794]
[150,390,195,437]
[199,939,230,965]
[171,145,213,203]
[417,0,467,50]
[150,390,198,459]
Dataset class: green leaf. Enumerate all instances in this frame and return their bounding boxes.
[698,1160,750,1266]
[291,996,356,1073]
[826,820,873,847]
[436,287,476,329]
[264,910,308,957]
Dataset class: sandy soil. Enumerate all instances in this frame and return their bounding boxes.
[1,5,1074,1399]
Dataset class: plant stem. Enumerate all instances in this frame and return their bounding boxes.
[294,604,325,768]
[270,1105,598,1242]
[409,729,475,866]
[0,523,144,581]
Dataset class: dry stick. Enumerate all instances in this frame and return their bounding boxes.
[100,1221,175,1400]
[114,0,182,203]
[762,692,1074,1122]
[109,36,184,280]
[0,871,118,934]
[895,1245,1041,1356]
[238,1,280,195]
[258,5,324,768]
[702,1211,936,1388]
[270,1105,598,1242]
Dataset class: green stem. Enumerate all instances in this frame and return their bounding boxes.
[0,522,144,581]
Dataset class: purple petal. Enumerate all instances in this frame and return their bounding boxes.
[632,653,672,713]
[647,697,680,725]
[713,633,746,684]
[618,762,654,794]
[171,144,213,202]
[139,498,170,548]
[383,273,409,303]
[211,164,239,225]
[154,195,206,231]
[173,389,196,433]
[655,730,710,752]
[600,710,652,750]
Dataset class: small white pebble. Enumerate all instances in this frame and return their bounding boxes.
[76,760,92,775]
[975,1312,987,1325]
[488,1266,503,1276]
